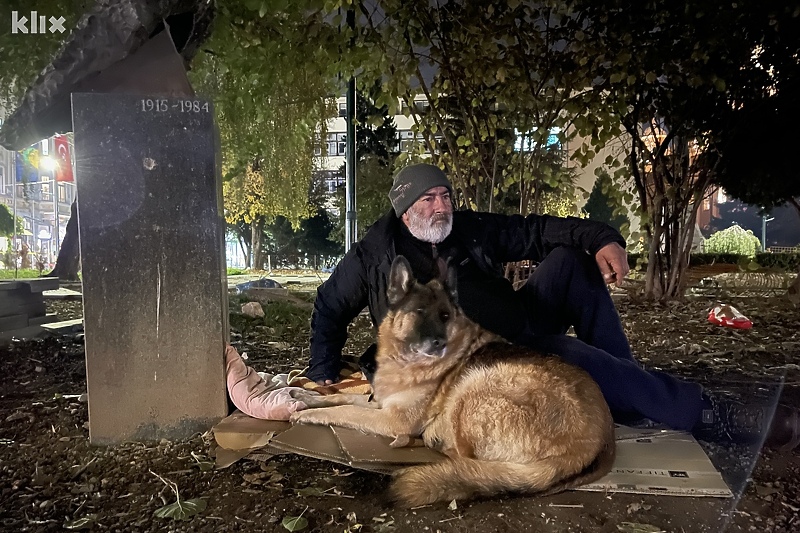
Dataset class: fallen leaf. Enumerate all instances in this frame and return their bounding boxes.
[153,498,207,521]
[282,515,308,531]
[294,487,325,497]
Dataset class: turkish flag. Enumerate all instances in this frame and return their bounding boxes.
[54,135,74,182]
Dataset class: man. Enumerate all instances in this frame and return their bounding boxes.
[308,163,799,449]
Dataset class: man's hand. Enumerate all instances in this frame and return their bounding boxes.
[316,379,334,386]
[595,242,629,287]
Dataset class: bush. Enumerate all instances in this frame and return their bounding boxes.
[704,225,761,257]
[0,268,43,279]
[755,252,800,270]
[689,253,748,266]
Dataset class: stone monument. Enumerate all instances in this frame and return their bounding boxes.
[72,92,228,444]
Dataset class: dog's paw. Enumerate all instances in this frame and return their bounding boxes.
[389,434,413,448]
[289,409,327,425]
[289,410,307,424]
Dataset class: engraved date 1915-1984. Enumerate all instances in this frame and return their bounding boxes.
[141,99,210,113]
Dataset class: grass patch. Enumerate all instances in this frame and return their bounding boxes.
[229,295,311,338]
[0,268,45,279]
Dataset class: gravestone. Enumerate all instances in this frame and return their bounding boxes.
[72,92,228,444]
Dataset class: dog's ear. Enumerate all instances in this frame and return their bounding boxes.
[388,255,414,305]
[445,259,458,305]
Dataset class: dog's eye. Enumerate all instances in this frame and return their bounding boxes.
[415,308,425,315]
[440,312,450,322]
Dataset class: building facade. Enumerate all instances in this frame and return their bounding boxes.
[0,136,77,270]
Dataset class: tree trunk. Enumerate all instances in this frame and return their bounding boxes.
[45,199,80,281]
[787,197,800,306]
[251,218,265,271]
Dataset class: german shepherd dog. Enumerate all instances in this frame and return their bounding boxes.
[290,255,615,507]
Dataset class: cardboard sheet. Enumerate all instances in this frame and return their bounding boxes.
[212,412,732,497]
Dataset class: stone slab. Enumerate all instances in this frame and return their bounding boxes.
[1,301,47,319]
[72,92,228,444]
[40,318,84,333]
[43,288,83,300]
[0,314,29,332]
[0,278,59,293]
[0,325,45,345]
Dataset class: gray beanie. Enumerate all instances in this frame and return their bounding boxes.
[388,163,453,216]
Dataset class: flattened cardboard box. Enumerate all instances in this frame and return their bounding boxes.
[213,411,732,497]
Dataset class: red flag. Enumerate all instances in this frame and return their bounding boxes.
[54,135,74,182]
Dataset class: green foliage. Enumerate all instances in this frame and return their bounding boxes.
[354,0,601,214]
[704,225,762,257]
[0,268,42,279]
[330,89,399,244]
[0,205,23,237]
[565,0,800,299]
[190,0,340,228]
[227,267,246,276]
[688,253,748,266]
[0,1,87,114]
[264,212,342,265]
[583,172,630,234]
[153,498,207,521]
[756,252,800,271]
[333,154,395,244]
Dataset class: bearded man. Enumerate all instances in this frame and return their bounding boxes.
[307,163,799,450]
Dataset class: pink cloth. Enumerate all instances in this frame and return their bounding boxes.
[225,345,309,420]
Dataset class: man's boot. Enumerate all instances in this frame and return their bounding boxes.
[694,393,800,450]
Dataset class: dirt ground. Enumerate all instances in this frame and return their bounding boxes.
[1,285,799,533]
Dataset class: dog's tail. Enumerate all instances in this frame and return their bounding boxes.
[389,442,615,507]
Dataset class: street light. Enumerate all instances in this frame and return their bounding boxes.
[39,156,58,172]
[761,214,775,251]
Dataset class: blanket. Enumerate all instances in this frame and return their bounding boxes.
[225,345,371,421]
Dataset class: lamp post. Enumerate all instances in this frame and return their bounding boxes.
[761,214,775,251]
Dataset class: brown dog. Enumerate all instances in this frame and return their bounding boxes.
[291,255,615,506]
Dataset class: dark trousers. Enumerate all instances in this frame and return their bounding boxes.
[510,247,704,431]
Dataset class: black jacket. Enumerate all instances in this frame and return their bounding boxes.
[307,209,625,382]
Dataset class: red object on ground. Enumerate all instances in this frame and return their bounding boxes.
[708,304,753,330]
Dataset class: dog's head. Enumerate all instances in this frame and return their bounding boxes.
[381,255,458,359]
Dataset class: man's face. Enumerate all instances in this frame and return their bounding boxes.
[401,186,453,243]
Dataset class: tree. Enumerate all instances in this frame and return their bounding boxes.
[189,0,342,269]
[583,173,630,234]
[329,88,399,244]
[353,0,601,214]
[0,1,87,114]
[707,5,800,301]
[571,0,797,300]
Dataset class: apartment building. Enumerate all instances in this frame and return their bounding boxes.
[0,134,77,269]
[314,96,434,193]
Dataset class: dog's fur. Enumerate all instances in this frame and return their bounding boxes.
[291,256,615,507]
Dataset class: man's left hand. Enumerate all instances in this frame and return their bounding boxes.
[595,243,629,287]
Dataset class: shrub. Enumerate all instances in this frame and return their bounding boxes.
[703,225,761,257]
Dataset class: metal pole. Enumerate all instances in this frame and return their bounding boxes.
[12,154,17,275]
[344,8,357,252]
[761,215,775,252]
[52,138,60,257]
